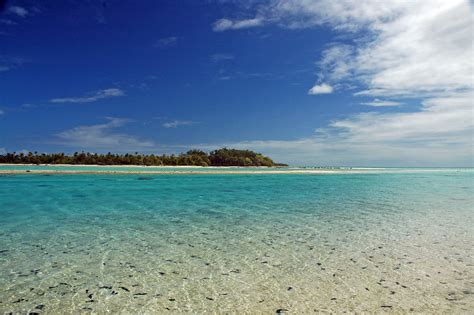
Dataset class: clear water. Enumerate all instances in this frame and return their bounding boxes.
[0,165,285,172]
[0,171,473,313]
[0,164,471,173]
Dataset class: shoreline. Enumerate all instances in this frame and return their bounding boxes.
[0,169,341,175]
[0,169,469,175]
[0,163,273,168]
[0,164,471,176]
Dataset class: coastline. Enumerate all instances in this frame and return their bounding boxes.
[0,169,340,175]
[0,167,470,175]
[0,163,248,168]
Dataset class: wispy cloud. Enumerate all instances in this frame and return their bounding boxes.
[8,6,28,17]
[154,36,178,48]
[163,120,195,128]
[190,107,470,168]
[0,109,4,115]
[0,55,28,72]
[210,53,234,62]
[308,83,333,95]
[209,0,473,166]
[361,99,402,107]
[216,0,472,96]
[212,18,263,32]
[50,88,125,104]
[296,0,473,98]
[56,117,155,150]
[197,91,474,166]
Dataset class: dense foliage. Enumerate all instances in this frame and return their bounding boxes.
[209,148,275,167]
[0,148,287,167]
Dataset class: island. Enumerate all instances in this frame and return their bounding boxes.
[0,148,288,167]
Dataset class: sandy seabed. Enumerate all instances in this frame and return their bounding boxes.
[0,169,472,313]
[1,202,473,313]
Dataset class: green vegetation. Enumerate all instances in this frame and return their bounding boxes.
[209,148,274,167]
[0,148,288,167]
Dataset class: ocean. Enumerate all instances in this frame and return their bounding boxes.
[0,168,473,313]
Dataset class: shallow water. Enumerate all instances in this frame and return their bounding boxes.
[0,164,471,173]
[0,171,473,313]
[0,165,285,172]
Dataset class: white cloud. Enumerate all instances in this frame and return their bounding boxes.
[56,117,155,150]
[198,91,473,166]
[0,148,6,155]
[50,88,124,104]
[0,109,4,115]
[266,0,409,30]
[211,53,235,62]
[276,0,474,99]
[360,99,402,107]
[213,18,263,32]
[330,92,473,144]
[218,0,473,97]
[317,44,354,82]
[8,6,28,17]
[163,120,195,128]
[350,1,472,97]
[0,55,28,72]
[154,36,178,48]
[208,0,474,166]
[308,83,333,95]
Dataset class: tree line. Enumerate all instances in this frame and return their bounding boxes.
[0,148,288,167]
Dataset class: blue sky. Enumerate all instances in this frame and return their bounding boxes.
[1,0,473,166]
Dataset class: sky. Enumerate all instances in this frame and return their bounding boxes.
[0,0,473,166]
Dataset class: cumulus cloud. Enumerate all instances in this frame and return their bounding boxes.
[56,117,155,150]
[212,18,263,32]
[50,88,124,104]
[308,83,333,95]
[154,36,178,48]
[0,147,6,155]
[163,120,195,128]
[360,99,402,107]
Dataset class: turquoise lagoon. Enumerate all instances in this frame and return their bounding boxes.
[0,165,291,172]
[0,169,473,313]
